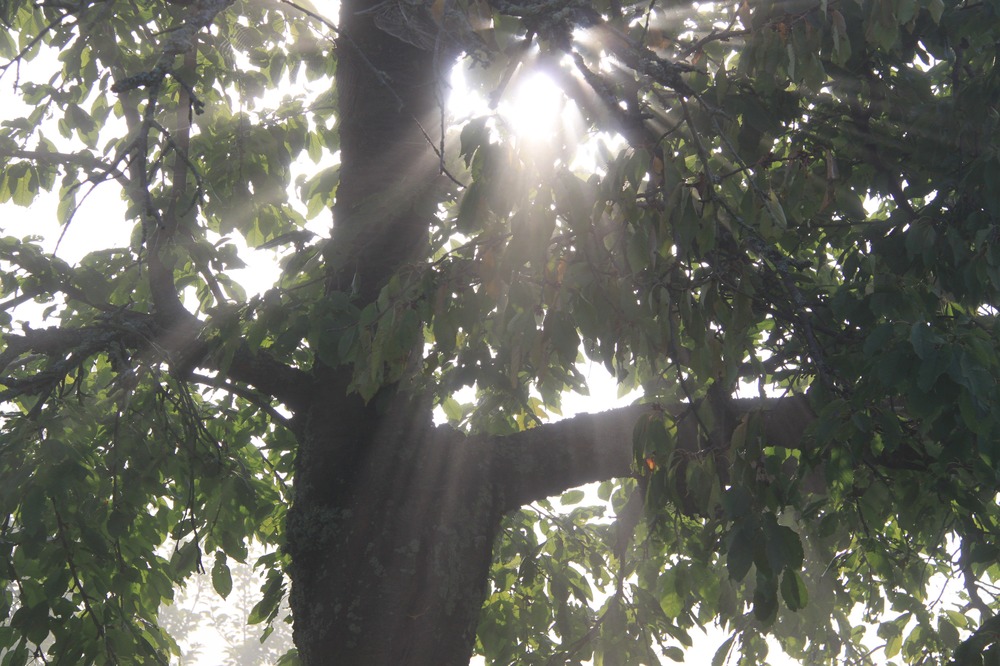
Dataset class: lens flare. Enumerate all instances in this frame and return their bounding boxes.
[500,71,565,144]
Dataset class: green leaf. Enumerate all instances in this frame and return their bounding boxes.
[248,570,284,625]
[780,570,808,611]
[752,574,778,624]
[885,632,902,658]
[441,396,463,422]
[726,522,755,581]
[457,181,486,233]
[663,645,684,661]
[926,0,944,22]
[763,517,804,573]
[171,540,202,577]
[560,489,585,505]
[212,551,233,599]
[711,636,735,666]
[459,117,489,167]
[106,510,130,539]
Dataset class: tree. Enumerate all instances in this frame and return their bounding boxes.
[0,0,999,662]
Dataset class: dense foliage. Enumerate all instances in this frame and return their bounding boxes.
[1,0,999,663]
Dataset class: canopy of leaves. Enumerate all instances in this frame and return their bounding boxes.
[0,0,999,663]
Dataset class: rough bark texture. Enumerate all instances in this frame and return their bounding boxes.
[288,382,505,664]
[285,2,500,662]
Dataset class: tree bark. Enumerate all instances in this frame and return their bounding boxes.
[288,383,505,664]
[285,2,498,662]
[323,0,445,304]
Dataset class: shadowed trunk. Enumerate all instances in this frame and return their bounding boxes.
[288,383,505,664]
[285,2,501,662]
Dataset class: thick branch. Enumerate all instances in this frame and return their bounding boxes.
[0,313,312,411]
[0,323,144,403]
[225,343,313,412]
[489,396,815,513]
[489,404,645,512]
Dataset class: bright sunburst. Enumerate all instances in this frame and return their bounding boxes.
[499,70,566,144]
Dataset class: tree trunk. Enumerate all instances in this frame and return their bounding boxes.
[323,0,445,305]
[286,3,498,663]
[288,383,504,665]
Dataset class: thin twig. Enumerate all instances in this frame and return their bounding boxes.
[52,500,113,657]
[188,371,293,429]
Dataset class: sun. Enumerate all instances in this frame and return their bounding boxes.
[498,69,567,144]
[448,55,583,156]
